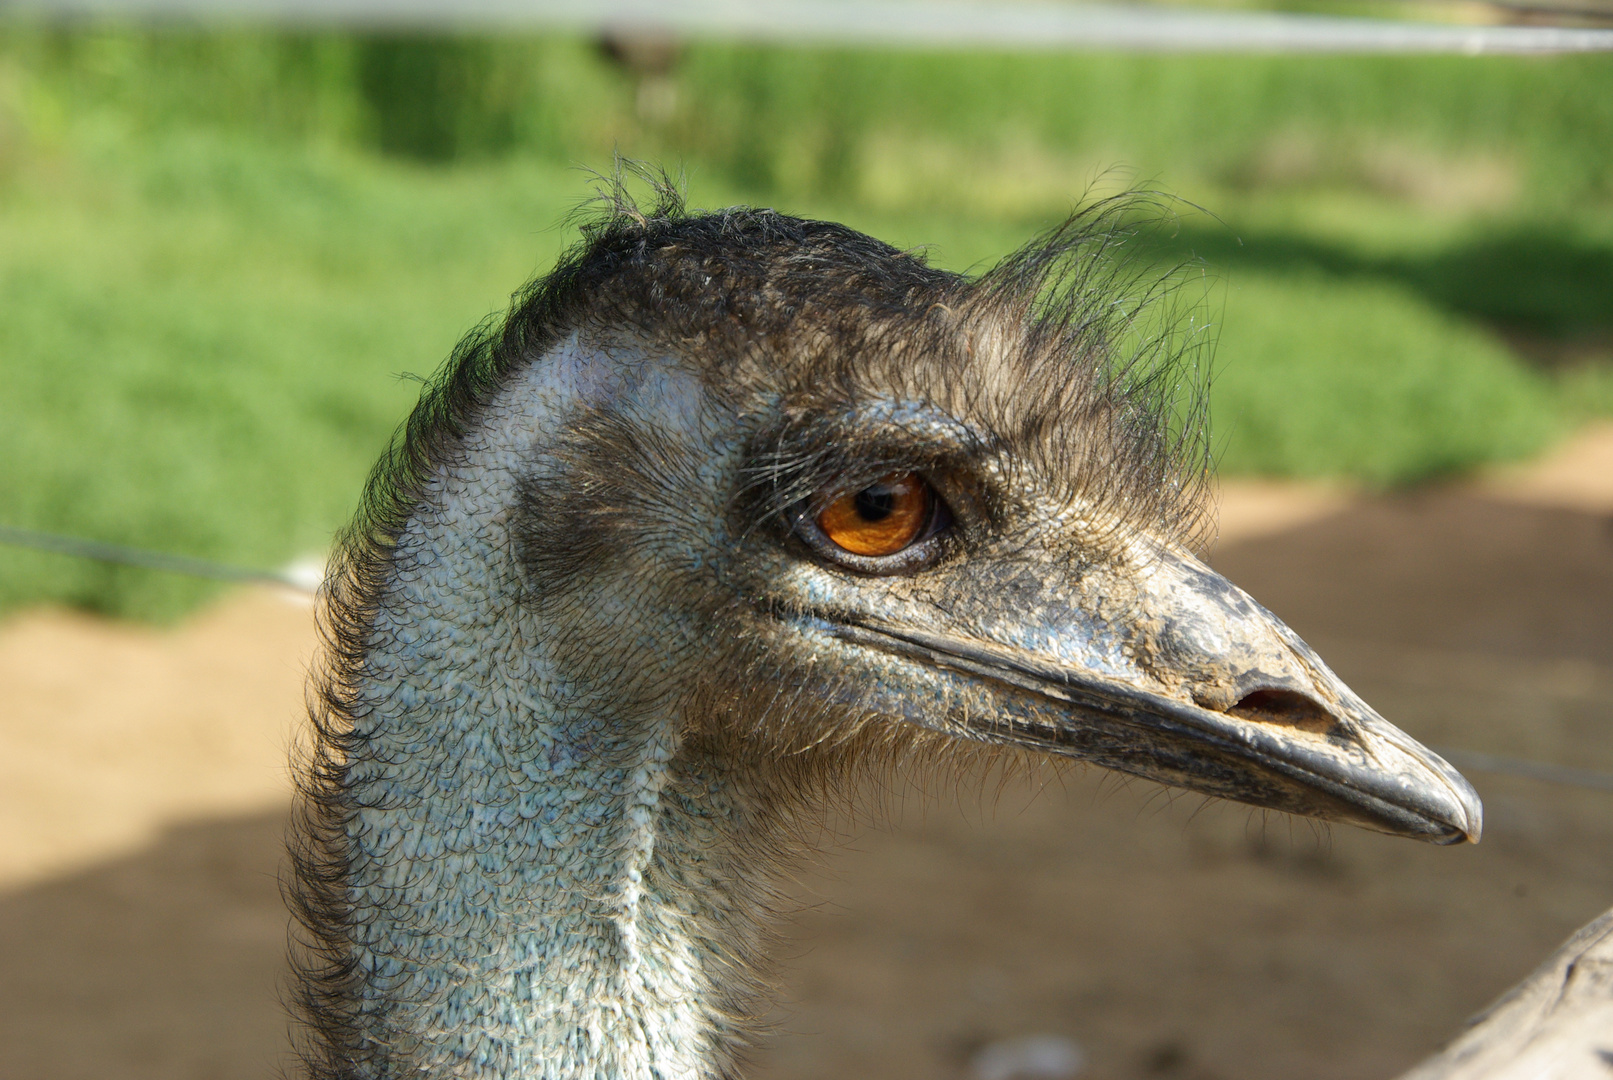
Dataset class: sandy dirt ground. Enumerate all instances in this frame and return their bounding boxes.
[2,426,1611,1080]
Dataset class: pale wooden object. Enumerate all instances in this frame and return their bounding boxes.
[1401,907,1613,1079]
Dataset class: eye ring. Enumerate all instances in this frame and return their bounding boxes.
[792,472,952,574]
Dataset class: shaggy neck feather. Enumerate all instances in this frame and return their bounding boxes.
[340,344,771,1078]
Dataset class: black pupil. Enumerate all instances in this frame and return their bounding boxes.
[854,484,897,522]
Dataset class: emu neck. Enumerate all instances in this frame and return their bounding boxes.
[338,366,777,1078]
[348,570,770,1078]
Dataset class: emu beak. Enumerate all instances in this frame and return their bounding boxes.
[834,548,1482,845]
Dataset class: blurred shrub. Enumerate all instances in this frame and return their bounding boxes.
[679,48,1613,212]
[2,25,1610,210]
[2,26,361,144]
[354,35,638,161]
[1560,360,1613,420]
[0,26,637,162]
[357,36,513,160]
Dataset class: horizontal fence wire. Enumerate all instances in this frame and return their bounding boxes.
[6,522,1613,796]
[1437,748,1613,794]
[0,523,315,592]
[4,0,1613,54]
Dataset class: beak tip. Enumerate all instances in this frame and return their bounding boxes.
[1431,763,1484,846]
[1455,788,1484,846]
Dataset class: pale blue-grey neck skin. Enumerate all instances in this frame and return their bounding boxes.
[342,334,767,1079]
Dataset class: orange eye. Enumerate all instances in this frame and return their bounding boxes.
[816,473,932,557]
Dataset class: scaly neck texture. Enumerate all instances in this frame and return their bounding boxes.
[332,352,779,1079]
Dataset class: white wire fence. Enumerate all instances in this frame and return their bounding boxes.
[4,0,1613,53]
[0,523,318,592]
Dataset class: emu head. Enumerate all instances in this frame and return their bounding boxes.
[446,193,1477,842]
[296,186,1479,1079]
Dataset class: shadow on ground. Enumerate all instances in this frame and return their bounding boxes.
[0,812,292,1080]
[1,490,1610,1079]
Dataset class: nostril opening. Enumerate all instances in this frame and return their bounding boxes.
[1227,688,1337,735]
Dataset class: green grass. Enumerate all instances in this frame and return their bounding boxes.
[0,133,587,618]
[0,28,1609,620]
[1209,273,1559,481]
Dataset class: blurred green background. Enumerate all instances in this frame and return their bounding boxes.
[0,22,1610,619]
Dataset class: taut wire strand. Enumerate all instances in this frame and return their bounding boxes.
[5,0,1613,54]
[0,523,316,593]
